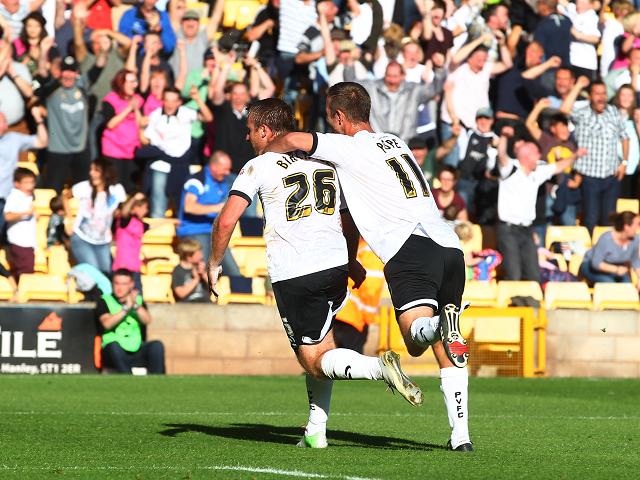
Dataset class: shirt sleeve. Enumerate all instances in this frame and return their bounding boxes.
[17,134,37,152]
[589,235,611,269]
[535,163,557,185]
[229,160,259,205]
[631,237,640,269]
[498,157,516,179]
[3,192,21,213]
[308,132,356,168]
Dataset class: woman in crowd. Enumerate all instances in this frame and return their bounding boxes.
[100,69,144,192]
[432,165,468,221]
[579,211,640,286]
[69,158,126,275]
[13,12,49,75]
[612,84,640,199]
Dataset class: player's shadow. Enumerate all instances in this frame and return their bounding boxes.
[159,423,448,451]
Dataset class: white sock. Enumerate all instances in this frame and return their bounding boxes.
[410,316,440,345]
[440,367,470,449]
[305,374,332,436]
[320,348,383,380]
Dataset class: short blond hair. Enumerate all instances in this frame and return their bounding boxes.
[454,221,474,243]
[177,239,202,260]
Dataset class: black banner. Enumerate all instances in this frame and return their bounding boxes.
[0,304,98,374]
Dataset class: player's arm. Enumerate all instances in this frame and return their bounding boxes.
[267,132,315,155]
[341,209,365,288]
[207,195,249,296]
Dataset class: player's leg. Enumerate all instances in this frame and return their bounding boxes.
[435,248,472,452]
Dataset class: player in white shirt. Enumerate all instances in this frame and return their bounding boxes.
[206,98,423,449]
[268,82,473,452]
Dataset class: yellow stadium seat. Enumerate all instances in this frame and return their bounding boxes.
[145,254,180,275]
[462,280,498,307]
[17,161,39,176]
[47,245,70,276]
[469,313,522,376]
[550,253,568,272]
[142,219,176,245]
[33,189,57,216]
[544,281,592,309]
[67,197,79,216]
[0,249,9,269]
[568,253,584,277]
[217,276,266,305]
[36,215,50,251]
[544,226,591,250]
[592,283,640,310]
[496,281,543,308]
[34,248,48,273]
[469,224,483,252]
[18,274,68,302]
[592,226,613,245]
[141,244,175,261]
[616,198,639,214]
[231,245,268,277]
[141,274,174,303]
[0,276,16,301]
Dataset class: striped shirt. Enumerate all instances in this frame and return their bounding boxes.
[277,0,317,54]
[572,104,628,178]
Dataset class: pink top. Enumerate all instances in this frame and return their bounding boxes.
[101,91,144,160]
[612,34,640,70]
[143,94,162,117]
[112,216,145,272]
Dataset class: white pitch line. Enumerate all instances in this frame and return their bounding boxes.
[0,464,381,480]
[0,411,637,420]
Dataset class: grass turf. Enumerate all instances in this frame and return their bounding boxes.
[0,375,638,479]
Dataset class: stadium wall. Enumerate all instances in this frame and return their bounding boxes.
[147,305,640,378]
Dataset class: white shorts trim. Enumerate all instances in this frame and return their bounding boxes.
[398,298,438,312]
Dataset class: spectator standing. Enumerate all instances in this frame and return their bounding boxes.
[579,211,640,288]
[168,2,223,76]
[112,192,150,293]
[12,11,48,75]
[245,0,280,74]
[562,0,600,80]
[612,85,640,199]
[360,60,445,143]
[604,48,640,99]
[441,33,512,166]
[171,238,210,302]
[209,53,254,174]
[3,167,36,280]
[100,69,144,192]
[496,126,580,281]
[0,0,42,39]
[0,31,34,126]
[561,79,630,234]
[70,158,126,274]
[0,107,46,234]
[118,0,176,55]
[96,268,165,374]
[40,55,90,193]
[599,0,635,78]
[140,86,212,218]
[176,151,240,276]
[533,0,572,67]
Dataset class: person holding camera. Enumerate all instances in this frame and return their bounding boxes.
[96,269,165,374]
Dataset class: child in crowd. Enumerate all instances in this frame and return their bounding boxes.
[112,193,150,293]
[455,221,502,281]
[46,195,71,248]
[171,239,210,303]
[3,168,37,281]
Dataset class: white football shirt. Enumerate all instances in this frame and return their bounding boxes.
[230,152,348,282]
[310,131,461,264]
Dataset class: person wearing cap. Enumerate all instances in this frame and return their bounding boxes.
[39,55,90,193]
[455,106,498,219]
[169,0,224,76]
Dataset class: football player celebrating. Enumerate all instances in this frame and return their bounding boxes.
[207,98,423,449]
[267,82,473,452]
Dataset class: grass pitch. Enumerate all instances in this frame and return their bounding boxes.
[0,375,638,479]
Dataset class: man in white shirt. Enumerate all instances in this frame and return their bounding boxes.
[267,82,473,452]
[140,86,212,217]
[497,126,584,280]
[207,98,423,449]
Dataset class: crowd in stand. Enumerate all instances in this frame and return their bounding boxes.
[0,0,639,301]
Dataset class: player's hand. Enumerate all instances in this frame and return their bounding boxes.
[207,263,223,297]
[348,260,366,289]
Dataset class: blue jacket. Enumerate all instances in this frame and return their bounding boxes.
[118,6,176,55]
